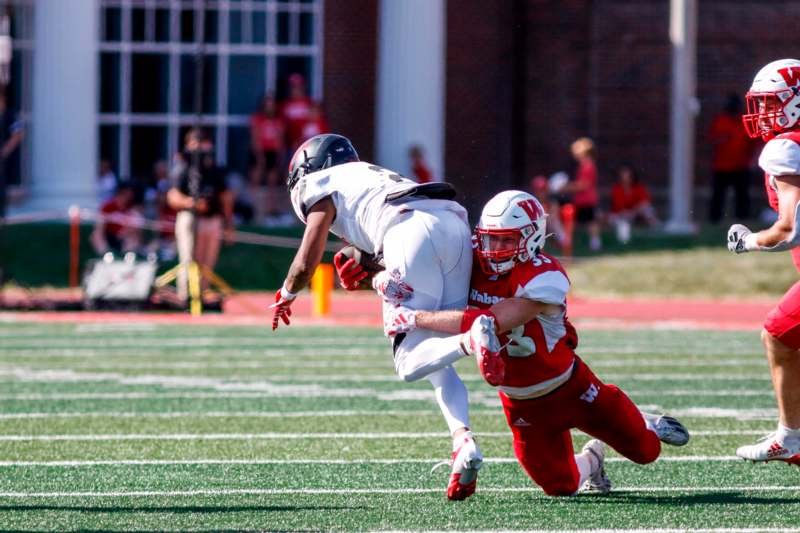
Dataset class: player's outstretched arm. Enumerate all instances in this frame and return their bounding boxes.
[272,197,335,330]
[388,297,556,337]
[729,176,800,253]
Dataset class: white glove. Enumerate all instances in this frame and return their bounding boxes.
[383,306,417,337]
[727,224,757,254]
[372,269,414,306]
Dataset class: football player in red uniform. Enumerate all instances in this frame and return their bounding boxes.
[728,59,800,464]
[381,191,690,495]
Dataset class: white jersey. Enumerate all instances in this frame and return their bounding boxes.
[290,161,467,254]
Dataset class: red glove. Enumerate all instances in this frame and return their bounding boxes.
[333,250,368,290]
[270,285,297,330]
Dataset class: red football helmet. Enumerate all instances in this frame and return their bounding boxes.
[475,190,547,275]
[743,59,800,140]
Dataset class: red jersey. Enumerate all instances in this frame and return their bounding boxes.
[100,198,131,238]
[761,131,800,272]
[610,183,650,213]
[281,96,313,148]
[300,116,330,143]
[468,251,578,399]
[709,113,756,172]
[572,159,598,208]
[250,113,284,151]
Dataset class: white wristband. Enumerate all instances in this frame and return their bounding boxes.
[280,283,298,300]
[744,232,761,252]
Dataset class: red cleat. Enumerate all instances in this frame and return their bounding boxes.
[445,434,483,501]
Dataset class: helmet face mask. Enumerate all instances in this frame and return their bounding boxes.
[476,191,547,276]
[742,59,800,140]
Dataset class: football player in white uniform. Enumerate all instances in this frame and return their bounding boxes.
[728,59,800,465]
[272,134,503,499]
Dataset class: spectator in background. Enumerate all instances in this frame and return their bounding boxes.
[708,93,758,223]
[409,145,433,184]
[250,93,286,221]
[560,137,602,251]
[609,164,659,244]
[97,159,117,205]
[299,101,330,143]
[167,129,234,302]
[281,73,313,151]
[90,182,143,255]
[0,91,22,221]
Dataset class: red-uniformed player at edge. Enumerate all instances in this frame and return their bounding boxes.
[728,58,800,465]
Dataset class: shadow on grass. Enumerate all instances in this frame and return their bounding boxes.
[0,503,362,514]
[575,491,794,506]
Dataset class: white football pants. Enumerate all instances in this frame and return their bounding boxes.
[381,207,473,433]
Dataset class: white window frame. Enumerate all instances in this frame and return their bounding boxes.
[98,0,324,179]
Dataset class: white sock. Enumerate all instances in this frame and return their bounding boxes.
[777,423,800,440]
[452,430,474,451]
[574,452,594,487]
[426,366,471,435]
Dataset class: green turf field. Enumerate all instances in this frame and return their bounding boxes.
[0,322,797,532]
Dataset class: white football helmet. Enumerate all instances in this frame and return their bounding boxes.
[743,59,800,140]
[475,190,547,275]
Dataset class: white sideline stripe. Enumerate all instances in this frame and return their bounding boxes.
[0,456,741,467]
[0,430,767,442]
[382,529,800,533]
[0,486,797,498]
[0,409,506,420]
[0,388,775,402]
[0,407,778,420]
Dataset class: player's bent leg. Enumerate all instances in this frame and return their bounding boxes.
[761,321,800,430]
[575,366,662,465]
[513,432,581,496]
[427,366,471,434]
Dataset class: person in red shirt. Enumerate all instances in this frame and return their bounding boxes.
[280,73,314,151]
[90,183,143,255]
[609,165,659,244]
[250,93,286,187]
[409,145,433,184]
[298,101,330,144]
[708,93,758,223]
[560,137,602,251]
[379,191,689,497]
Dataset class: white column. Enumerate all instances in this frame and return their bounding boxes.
[376,0,445,180]
[666,0,698,233]
[27,0,98,211]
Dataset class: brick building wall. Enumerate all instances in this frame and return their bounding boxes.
[323,0,378,162]
[325,0,800,218]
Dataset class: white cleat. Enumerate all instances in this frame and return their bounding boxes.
[580,439,612,495]
[446,434,483,501]
[643,413,690,446]
[461,314,505,386]
[736,432,800,465]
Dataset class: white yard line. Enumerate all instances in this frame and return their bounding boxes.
[0,456,742,467]
[0,486,796,498]
[0,407,778,420]
[0,430,769,442]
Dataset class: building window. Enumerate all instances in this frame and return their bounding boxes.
[6,0,35,188]
[98,0,324,182]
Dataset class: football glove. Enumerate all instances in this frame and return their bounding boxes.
[333,250,368,290]
[270,285,297,330]
[727,223,754,254]
[372,269,414,306]
[384,306,417,337]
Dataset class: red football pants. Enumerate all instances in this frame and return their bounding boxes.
[500,359,661,496]
[764,280,800,350]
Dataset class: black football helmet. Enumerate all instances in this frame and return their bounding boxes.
[287,134,359,191]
